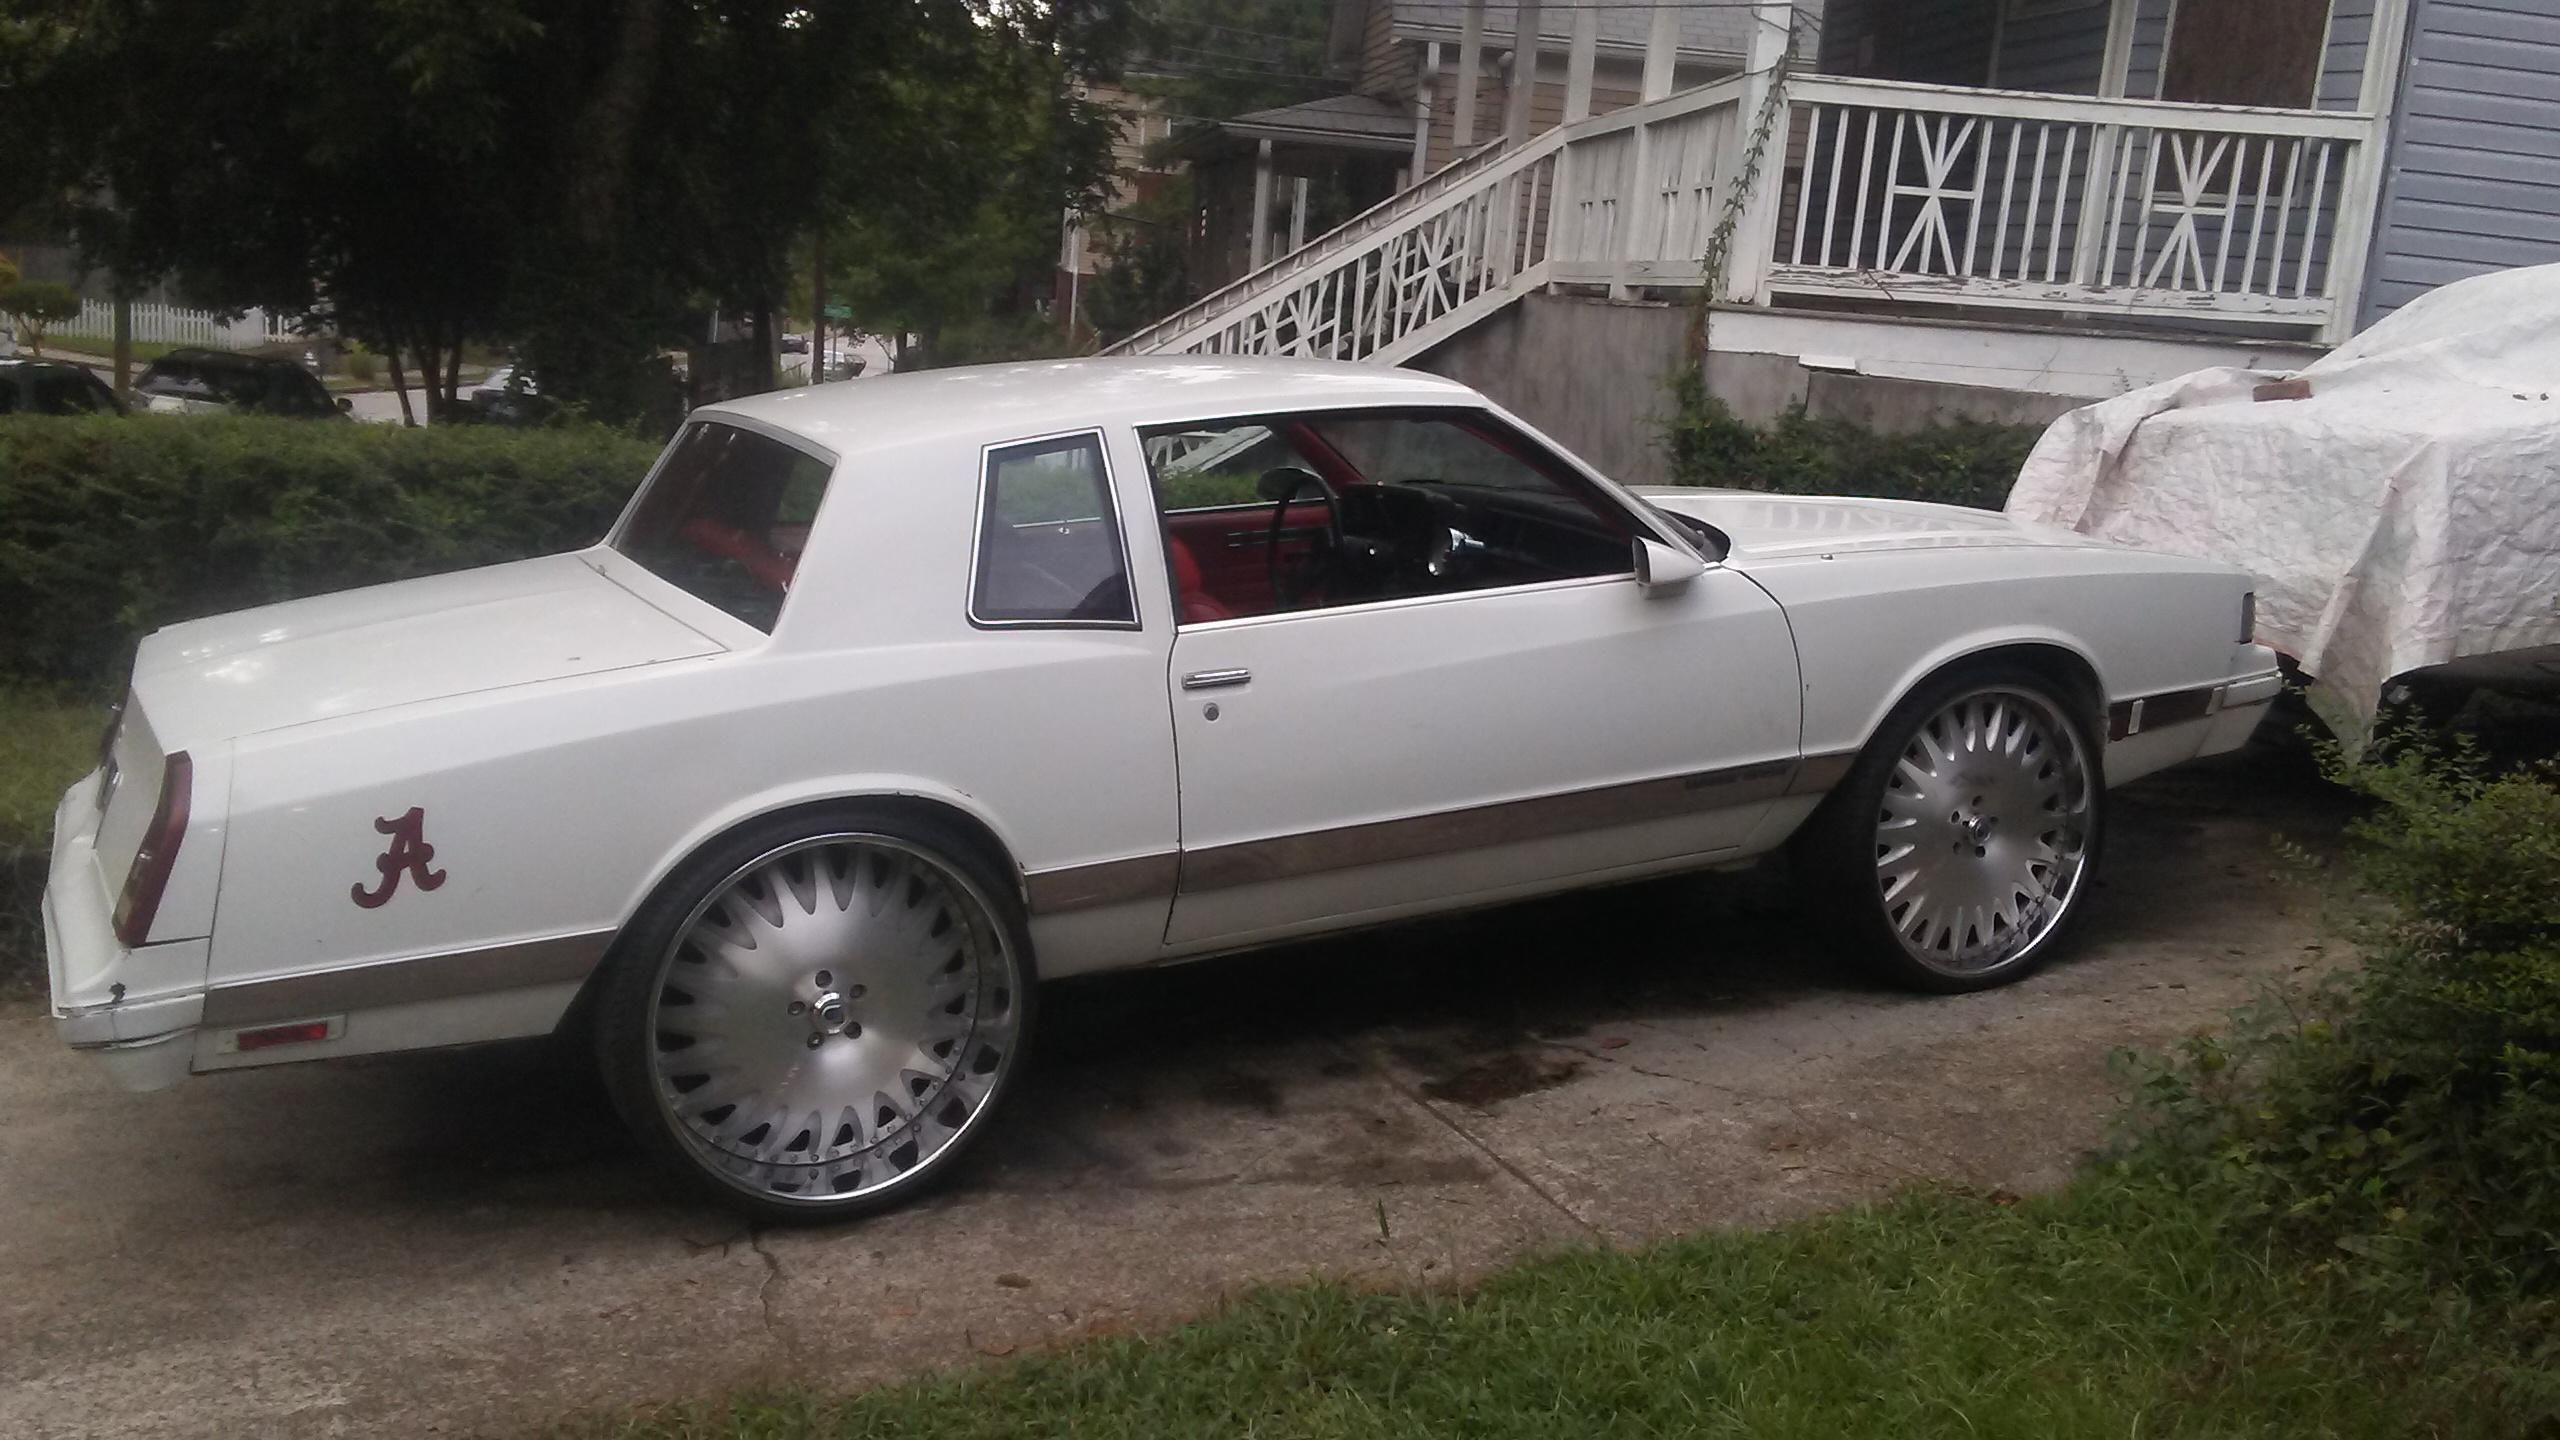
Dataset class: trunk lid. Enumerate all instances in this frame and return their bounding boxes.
[130,551,727,748]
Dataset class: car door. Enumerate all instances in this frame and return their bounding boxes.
[1147,406,1802,950]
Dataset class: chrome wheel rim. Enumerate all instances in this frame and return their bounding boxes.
[1874,686,2095,977]
[647,835,1022,1206]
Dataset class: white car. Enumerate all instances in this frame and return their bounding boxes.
[44,358,2279,1220]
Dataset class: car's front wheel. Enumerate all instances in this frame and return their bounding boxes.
[594,808,1032,1223]
[1798,666,2105,992]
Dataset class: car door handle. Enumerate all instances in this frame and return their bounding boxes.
[1181,668,1252,691]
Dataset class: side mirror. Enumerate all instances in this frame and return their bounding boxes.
[1634,536,1705,595]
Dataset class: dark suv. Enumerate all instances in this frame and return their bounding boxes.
[134,348,349,418]
[0,357,125,416]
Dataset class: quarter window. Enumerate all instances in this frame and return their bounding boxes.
[971,432,1136,626]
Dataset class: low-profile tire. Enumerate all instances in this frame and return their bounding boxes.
[1794,663,2106,993]
[593,805,1034,1224]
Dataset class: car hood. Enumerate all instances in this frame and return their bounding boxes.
[130,551,728,746]
[1633,488,2113,564]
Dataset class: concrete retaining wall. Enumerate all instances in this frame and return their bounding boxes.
[1408,293,2091,485]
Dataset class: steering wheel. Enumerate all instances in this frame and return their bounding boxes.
[1261,466,1345,607]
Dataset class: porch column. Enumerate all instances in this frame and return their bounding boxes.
[1724,1,1796,303]
[1504,1,1542,145]
[1641,3,1679,101]
[1454,0,1486,149]
[1250,137,1274,271]
[1563,7,1598,122]
[1412,42,1439,179]
[2327,0,2414,339]
[1290,176,1310,251]
[2073,0,2144,284]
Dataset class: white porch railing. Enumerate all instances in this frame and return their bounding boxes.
[51,299,298,352]
[1113,73,2383,364]
[1768,77,2380,332]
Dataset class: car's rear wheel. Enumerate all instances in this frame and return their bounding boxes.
[1798,666,2104,992]
[594,808,1032,1223]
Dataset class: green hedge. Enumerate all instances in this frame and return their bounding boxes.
[0,414,665,689]
[1659,368,2040,512]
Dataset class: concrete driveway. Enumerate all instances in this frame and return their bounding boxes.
[0,749,2342,1439]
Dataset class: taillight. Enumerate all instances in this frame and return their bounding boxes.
[2240,591,2257,644]
[113,750,191,948]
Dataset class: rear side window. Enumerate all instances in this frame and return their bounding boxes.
[615,420,836,632]
[971,432,1136,627]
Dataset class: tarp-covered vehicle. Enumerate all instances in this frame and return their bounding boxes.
[2008,264,2560,728]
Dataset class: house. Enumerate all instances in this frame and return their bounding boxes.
[1111,0,2560,485]
[1057,78,1189,337]
[1182,1,1793,290]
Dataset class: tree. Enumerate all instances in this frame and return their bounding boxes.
[0,277,79,355]
[19,0,1138,425]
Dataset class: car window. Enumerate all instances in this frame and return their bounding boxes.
[136,355,334,415]
[1140,408,1635,625]
[971,432,1136,627]
[31,370,110,414]
[614,420,837,632]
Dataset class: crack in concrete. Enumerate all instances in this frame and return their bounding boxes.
[746,1228,785,1340]
[1333,1035,1601,1241]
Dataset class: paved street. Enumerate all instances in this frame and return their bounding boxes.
[0,748,2343,1439]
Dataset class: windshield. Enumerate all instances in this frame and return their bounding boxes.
[613,420,835,632]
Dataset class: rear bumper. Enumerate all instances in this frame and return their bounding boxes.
[45,772,203,1091]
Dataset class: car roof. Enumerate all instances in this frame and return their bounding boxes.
[0,357,96,372]
[695,356,1486,455]
[143,347,296,371]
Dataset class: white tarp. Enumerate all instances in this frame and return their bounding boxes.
[2007,263,2560,730]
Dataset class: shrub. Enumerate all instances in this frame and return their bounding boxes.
[1658,366,2040,511]
[0,278,84,357]
[0,413,664,689]
[2121,732,2560,1295]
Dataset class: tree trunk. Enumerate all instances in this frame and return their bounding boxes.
[111,289,132,399]
[386,335,417,427]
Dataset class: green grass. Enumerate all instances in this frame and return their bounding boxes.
[557,1175,2551,1439]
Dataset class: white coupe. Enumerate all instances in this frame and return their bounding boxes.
[45,358,2280,1220]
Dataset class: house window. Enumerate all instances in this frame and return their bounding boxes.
[971,431,1137,627]
[2158,0,2329,110]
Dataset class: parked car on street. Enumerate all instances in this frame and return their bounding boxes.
[133,347,349,418]
[463,364,551,426]
[0,357,124,415]
[45,358,2279,1220]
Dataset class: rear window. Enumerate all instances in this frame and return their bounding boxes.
[614,420,835,632]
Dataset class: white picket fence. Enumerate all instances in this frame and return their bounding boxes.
[50,299,299,352]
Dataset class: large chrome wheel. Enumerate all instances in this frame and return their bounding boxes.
[598,816,1030,1221]
[1799,667,2104,992]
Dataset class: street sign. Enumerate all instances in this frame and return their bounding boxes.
[823,303,852,320]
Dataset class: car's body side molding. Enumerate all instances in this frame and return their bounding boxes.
[198,929,612,1029]
[1019,749,1861,919]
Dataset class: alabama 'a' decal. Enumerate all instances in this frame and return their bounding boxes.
[352,806,448,909]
